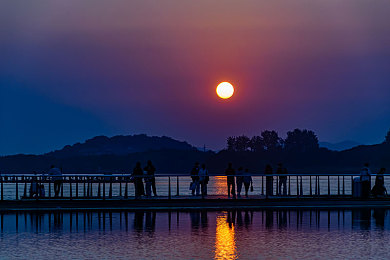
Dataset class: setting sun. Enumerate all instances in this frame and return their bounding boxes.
[216,82,234,99]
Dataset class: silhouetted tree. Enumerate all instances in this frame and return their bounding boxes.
[261,130,283,151]
[235,135,251,152]
[284,129,319,152]
[250,136,264,152]
[385,129,390,144]
[227,136,237,151]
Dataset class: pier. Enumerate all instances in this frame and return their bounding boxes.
[0,173,389,211]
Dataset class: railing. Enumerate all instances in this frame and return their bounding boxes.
[0,173,385,201]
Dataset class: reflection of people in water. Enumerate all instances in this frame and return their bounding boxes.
[145,211,156,233]
[352,209,371,230]
[190,211,200,231]
[278,210,288,228]
[373,208,386,228]
[201,210,208,228]
[133,211,144,231]
[265,210,274,228]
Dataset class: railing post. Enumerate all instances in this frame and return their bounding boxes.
[176,176,179,196]
[90,178,93,197]
[83,177,86,198]
[124,179,128,199]
[342,176,345,196]
[49,180,51,198]
[109,178,112,198]
[288,176,291,196]
[300,176,303,196]
[70,177,73,200]
[276,176,279,196]
[309,176,312,196]
[337,176,340,196]
[261,176,264,195]
[328,176,330,196]
[103,179,106,200]
[61,178,64,198]
[15,176,19,200]
[98,181,101,198]
[296,176,299,197]
[76,178,78,198]
[351,176,354,196]
[87,177,90,198]
[24,181,27,198]
[119,181,122,197]
[318,176,320,197]
[315,176,318,195]
[1,177,3,201]
[168,176,171,199]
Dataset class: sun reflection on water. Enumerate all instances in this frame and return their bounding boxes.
[215,213,237,260]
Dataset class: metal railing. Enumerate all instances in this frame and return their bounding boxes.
[0,173,384,201]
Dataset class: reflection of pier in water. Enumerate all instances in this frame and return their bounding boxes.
[0,209,387,234]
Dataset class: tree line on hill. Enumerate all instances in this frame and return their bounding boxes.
[226,129,319,153]
[0,130,389,174]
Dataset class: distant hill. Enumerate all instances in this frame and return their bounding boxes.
[45,134,196,157]
[0,134,389,174]
[319,141,361,151]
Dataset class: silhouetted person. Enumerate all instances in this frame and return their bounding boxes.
[265,164,273,198]
[30,176,39,198]
[190,162,200,196]
[48,165,62,197]
[132,162,145,198]
[225,163,236,198]
[371,168,387,197]
[236,167,244,197]
[144,160,157,196]
[39,184,45,198]
[198,164,208,198]
[277,163,288,196]
[243,169,252,198]
[360,163,372,199]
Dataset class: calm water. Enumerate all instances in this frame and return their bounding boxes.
[0,209,390,259]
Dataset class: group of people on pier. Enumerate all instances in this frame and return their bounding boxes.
[131,160,157,198]
[25,162,387,199]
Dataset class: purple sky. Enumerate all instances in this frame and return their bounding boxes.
[1,0,390,155]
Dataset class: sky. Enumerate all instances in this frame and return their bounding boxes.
[1,0,390,155]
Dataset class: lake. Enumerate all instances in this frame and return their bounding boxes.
[0,208,389,259]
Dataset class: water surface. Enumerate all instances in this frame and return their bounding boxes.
[0,209,389,259]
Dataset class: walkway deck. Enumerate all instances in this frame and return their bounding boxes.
[1,195,390,211]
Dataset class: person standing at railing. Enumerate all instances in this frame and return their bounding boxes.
[360,163,372,199]
[277,163,288,196]
[144,160,157,196]
[265,164,273,198]
[132,162,145,199]
[371,168,387,197]
[226,163,236,199]
[236,167,244,198]
[243,169,253,198]
[30,175,39,198]
[48,165,62,197]
[198,164,208,198]
[190,162,200,196]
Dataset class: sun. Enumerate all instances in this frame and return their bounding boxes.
[216,82,234,99]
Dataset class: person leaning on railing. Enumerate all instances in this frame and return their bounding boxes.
[360,163,372,199]
[48,165,62,197]
[144,160,157,196]
[371,168,387,197]
[225,163,236,199]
